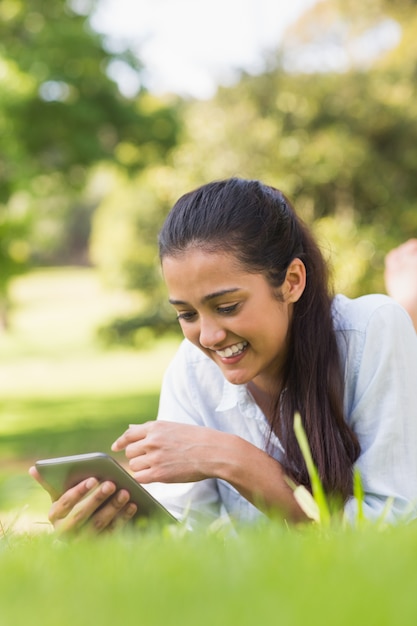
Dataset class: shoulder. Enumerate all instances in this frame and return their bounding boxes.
[332,293,412,334]
[332,293,417,382]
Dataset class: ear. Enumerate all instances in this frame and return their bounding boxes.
[283,258,306,303]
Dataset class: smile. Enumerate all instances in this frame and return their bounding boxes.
[215,341,248,358]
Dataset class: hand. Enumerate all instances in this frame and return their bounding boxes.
[28,466,137,536]
[112,421,223,484]
[112,422,306,522]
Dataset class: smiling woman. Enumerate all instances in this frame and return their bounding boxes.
[161,249,303,391]
[30,178,417,534]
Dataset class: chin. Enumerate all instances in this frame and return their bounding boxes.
[223,370,251,386]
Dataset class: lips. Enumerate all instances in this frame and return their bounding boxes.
[215,341,248,358]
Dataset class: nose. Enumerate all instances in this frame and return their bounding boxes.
[198,316,227,349]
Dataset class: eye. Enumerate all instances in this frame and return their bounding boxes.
[217,303,239,315]
[176,311,197,322]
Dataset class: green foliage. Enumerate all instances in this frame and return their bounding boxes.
[0,0,179,194]
[90,165,189,342]
[90,0,417,342]
[3,0,417,339]
[0,206,30,289]
[0,0,180,299]
[97,309,181,347]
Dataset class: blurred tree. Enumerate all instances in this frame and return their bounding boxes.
[0,0,180,321]
[91,0,417,342]
[90,163,190,344]
[277,0,417,289]
[162,0,417,293]
[0,203,30,328]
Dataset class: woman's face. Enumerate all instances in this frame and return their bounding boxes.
[162,248,305,393]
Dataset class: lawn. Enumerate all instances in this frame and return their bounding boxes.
[0,267,179,528]
[2,517,417,626]
[1,268,417,626]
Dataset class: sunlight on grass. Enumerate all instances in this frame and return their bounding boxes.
[1,266,143,357]
[0,267,180,522]
[0,346,179,398]
[1,522,417,626]
[0,267,180,397]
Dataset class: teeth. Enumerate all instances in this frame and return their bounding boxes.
[216,341,248,358]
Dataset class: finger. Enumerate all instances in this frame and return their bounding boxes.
[130,468,156,484]
[111,423,149,451]
[103,503,138,534]
[28,466,60,501]
[124,440,148,460]
[90,490,138,533]
[50,479,114,528]
[129,454,151,472]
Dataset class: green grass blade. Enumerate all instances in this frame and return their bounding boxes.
[353,466,366,527]
[293,412,331,526]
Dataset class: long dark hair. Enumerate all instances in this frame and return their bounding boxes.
[158,178,360,500]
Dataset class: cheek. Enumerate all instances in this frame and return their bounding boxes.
[255,314,289,349]
[268,321,290,351]
[179,322,199,345]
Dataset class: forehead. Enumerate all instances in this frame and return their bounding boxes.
[162,248,244,278]
[162,248,266,300]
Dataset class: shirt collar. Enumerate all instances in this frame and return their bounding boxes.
[215,379,258,418]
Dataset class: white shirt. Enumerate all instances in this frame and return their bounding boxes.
[149,294,417,527]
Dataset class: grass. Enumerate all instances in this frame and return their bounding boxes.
[0,391,160,517]
[1,267,417,626]
[1,522,417,626]
[0,267,179,526]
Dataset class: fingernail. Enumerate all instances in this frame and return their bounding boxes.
[116,490,129,505]
[86,477,98,490]
[102,481,115,495]
[126,503,137,517]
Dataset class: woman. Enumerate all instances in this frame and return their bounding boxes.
[30,178,417,533]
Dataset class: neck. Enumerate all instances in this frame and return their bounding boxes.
[247,380,281,422]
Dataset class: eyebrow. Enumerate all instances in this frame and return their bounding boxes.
[169,288,241,306]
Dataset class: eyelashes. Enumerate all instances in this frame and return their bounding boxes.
[217,304,238,314]
[176,303,240,322]
[176,311,196,321]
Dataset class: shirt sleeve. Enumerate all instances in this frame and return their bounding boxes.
[146,341,223,527]
[343,300,417,524]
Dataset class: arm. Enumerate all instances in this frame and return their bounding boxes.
[113,340,306,524]
[112,421,306,523]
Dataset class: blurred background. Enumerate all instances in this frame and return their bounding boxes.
[1,0,416,531]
